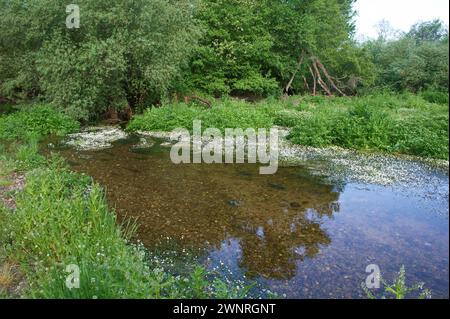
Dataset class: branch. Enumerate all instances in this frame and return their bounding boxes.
[312,59,332,96]
[284,52,305,96]
[308,64,317,96]
[314,57,347,96]
[302,75,310,92]
[185,95,212,109]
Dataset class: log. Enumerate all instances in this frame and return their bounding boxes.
[184,95,212,109]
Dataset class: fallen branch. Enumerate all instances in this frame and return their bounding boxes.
[312,59,332,96]
[302,75,310,92]
[184,95,212,109]
[308,65,317,96]
[314,57,347,96]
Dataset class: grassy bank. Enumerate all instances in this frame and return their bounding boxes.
[0,107,255,298]
[128,93,449,160]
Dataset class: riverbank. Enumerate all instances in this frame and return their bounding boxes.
[0,108,257,299]
[127,93,449,161]
[1,97,448,298]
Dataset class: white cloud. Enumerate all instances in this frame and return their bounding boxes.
[354,0,449,39]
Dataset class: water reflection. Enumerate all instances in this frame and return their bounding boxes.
[51,135,449,298]
[56,136,340,280]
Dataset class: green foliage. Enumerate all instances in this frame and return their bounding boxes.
[287,94,449,159]
[187,0,278,96]
[12,139,47,171]
[129,93,448,160]
[186,0,372,96]
[0,105,79,141]
[0,0,200,120]
[365,20,449,93]
[1,0,447,113]
[127,99,275,133]
[0,155,254,298]
[362,266,432,299]
[420,90,449,104]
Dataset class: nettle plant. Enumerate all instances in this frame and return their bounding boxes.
[362,266,432,299]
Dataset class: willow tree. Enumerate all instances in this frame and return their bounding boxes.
[0,0,200,120]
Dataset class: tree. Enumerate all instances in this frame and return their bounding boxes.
[186,0,278,97]
[0,0,200,120]
[407,19,449,43]
[186,0,374,97]
[365,20,449,92]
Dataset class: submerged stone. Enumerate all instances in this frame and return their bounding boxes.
[227,200,241,207]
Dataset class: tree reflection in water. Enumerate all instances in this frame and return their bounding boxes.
[58,138,341,280]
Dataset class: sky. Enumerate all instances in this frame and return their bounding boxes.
[354,0,449,40]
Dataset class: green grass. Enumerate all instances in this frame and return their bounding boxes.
[420,90,449,105]
[0,154,256,298]
[127,98,277,133]
[0,107,257,299]
[128,93,449,160]
[0,104,79,141]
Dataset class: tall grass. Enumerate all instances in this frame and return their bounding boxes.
[128,93,449,159]
[127,99,277,133]
[0,104,79,141]
[0,156,256,298]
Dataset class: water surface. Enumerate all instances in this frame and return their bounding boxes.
[53,135,449,298]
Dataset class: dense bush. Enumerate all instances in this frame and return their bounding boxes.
[127,99,276,133]
[0,105,79,140]
[365,20,449,93]
[0,0,199,120]
[129,93,449,160]
[286,94,449,159]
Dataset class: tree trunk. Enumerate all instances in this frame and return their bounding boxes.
[312,59,332,96]
[314,57,346,96]
[308,65,317,96]
[284,53,304,96]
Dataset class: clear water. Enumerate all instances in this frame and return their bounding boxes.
[53,135,449,298]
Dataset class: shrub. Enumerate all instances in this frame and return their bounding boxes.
[287,94,449,159]
[127,101,275,133]
[0,105,79,141]
[0,0,199,120]
[420,90,449,104]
